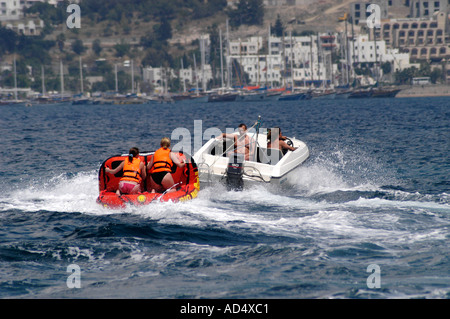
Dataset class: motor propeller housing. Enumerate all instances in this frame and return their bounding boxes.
[226,153,245,191]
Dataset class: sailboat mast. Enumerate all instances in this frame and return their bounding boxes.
[131,59,135,94]
[317,33,321,87]
[193,53,199,96]
[310,35,314,83]
[257,38,260,87]
[373,27,378,83]
[79,56,84,94]
[265,28,268,88]
[344,16,349,85]
[13,54,18,101]
[115,64,118,93]
[268,25,272,88]
[282,32,286,88]
[60,59,64,98]
[200,37,206,92]
[41,65,46,96]
[181,58,186,93]
[226,19,231,88]
[290,31,294,90]
[220,29,224,89]
[351,16,356,82]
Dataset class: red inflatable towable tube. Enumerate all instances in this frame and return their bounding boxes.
[96,151,200,209]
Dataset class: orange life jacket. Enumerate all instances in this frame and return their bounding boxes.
[121,157,142,183]
[151,148,173,173]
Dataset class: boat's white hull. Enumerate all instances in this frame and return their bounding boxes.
[193,132,309,188]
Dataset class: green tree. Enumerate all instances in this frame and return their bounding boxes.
[142,47,173,67]
[140,33,155,49]
[23,1,67,33]
[0,26,18,55]
[381,62,391,74]
[92,39,102,55]
[394,66,418,84]
[154,19,172,42]
[228,0,264,28]
[273,14,284,37]
[90,60,112,76]
[418,61,431,76]
[114,43,130,57]
[71,39,85,55]
[56,33,65,52]
[430,68,442,84]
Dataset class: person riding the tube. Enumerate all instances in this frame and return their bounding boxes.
[105,147,146,196]
[147,137,186,193]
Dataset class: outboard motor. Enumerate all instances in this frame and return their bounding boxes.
[226,153,244,191]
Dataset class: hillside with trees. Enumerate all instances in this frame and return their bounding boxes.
[1,0,270,94]
[2,0,441,95]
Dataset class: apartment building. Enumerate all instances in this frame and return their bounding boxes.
[3,17,43,35]
[374,11,449,59]
[0,0,21,21]
[0,0,67,21]
[229,37,264,56]
[350,0,390,25]
[144,66,213,92]
[349,34,413,71]
[410,0,450,18]
[228,34,338,85]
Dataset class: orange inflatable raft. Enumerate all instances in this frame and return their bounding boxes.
[96,151,200,209]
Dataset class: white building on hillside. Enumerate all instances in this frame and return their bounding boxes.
[0,0,22,21]
[144,65,213,93]
[179,65,213,90]
[349,34,412,71]
[228,34,340,86]
[0,0,75,21]
[4,18,43,35]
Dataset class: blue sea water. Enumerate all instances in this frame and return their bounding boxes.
[0,97,449,299]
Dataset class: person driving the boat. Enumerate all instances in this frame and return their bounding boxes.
[267,127,296,153]
[105,147,146,196]
[147,137,186,193]
[218,123,255,161]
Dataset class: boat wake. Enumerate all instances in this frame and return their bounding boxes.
[0,171,102,214]
[1,145,447,219]
[1,147,449,299]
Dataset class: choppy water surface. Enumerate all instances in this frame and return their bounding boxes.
[0,97,449,299]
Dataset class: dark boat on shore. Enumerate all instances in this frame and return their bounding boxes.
[348,89,373,98]
[370,88,401,98]
[208,92,237,102]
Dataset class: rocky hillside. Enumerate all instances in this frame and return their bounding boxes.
[4,0,411,93]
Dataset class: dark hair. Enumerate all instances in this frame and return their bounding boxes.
[238,123,247,130]
[128,147,139,162]
[267,127,280,142]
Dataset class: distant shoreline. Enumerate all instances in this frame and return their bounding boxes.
[396,84,450,98]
